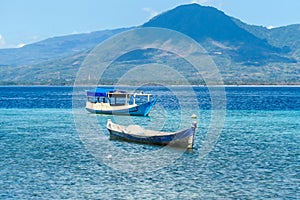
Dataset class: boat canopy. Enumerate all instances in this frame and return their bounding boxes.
[87,87,152,100]
[87,88,115,97]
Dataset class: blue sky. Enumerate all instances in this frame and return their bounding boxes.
[1,0,299,49]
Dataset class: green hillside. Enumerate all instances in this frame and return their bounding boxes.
[0,4,299,85]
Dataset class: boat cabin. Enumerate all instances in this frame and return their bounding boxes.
[86,88,152,106]
[85,87,156,116]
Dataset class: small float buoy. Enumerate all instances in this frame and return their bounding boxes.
[191,114,197,119]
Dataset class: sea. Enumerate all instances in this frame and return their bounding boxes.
[0,86,299,199]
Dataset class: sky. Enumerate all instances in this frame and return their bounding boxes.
[0,0,300,49]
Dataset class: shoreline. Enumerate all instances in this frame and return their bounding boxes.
[1,84,300,87]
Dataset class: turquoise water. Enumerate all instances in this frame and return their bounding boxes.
[0,86,299,199]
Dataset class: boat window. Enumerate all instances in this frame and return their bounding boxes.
[110,98,126,106]
[100,97,110,103]
[87,96,110,103]
[109,95,130,106]
[87,97,97,103]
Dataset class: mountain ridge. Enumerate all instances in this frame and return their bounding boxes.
[0,4,299,85]
[143,4,294,64]
[0,28,131,66]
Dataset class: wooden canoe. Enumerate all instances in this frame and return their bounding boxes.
[106,119,197,149]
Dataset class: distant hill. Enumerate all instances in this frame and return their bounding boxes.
[234,20,300,54]
[0,28,130,66]
[0,4,299,85]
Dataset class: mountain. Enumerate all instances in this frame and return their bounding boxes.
[0,28,131,66]
[143,4,295,64]
[144,4,261,42]
[233,20,300,53]
[0,4,299,85]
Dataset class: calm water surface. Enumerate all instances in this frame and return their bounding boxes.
[0,86,299,199]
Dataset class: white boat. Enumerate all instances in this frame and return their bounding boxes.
[86,88,156,116]
[106,119,197,149]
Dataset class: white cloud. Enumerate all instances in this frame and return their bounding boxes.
[71,30,80,35]
[0,34,5,48]
[191,0,212,4]
[0,34,32,49]
[17,43,26,48]
[143,7,159,19]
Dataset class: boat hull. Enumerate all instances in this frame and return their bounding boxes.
[107,120,196,149]
[86,99,156,116]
